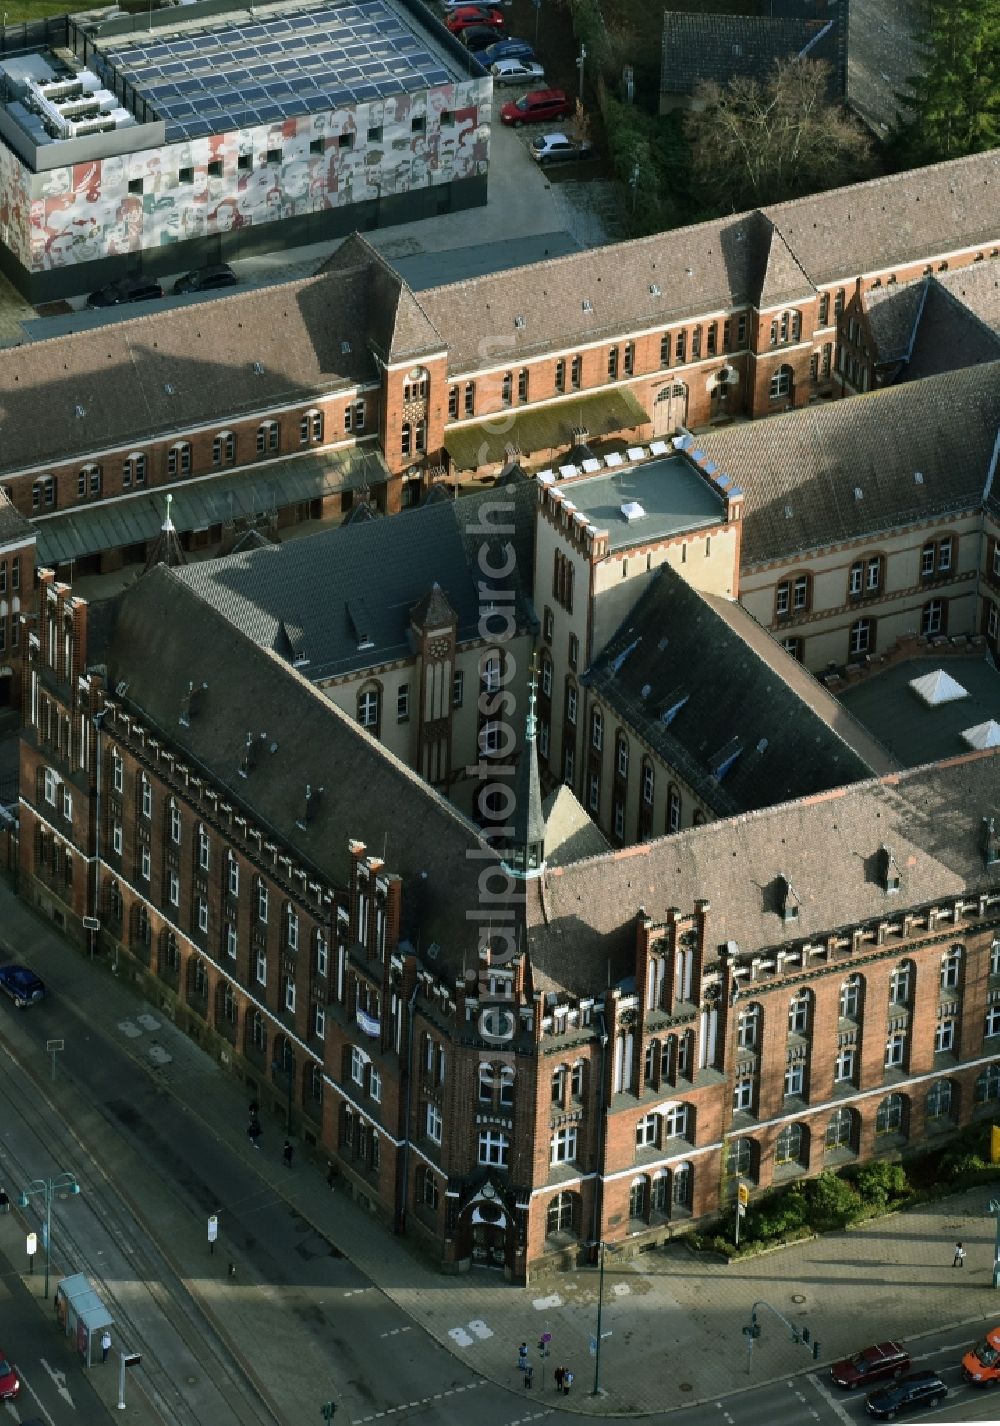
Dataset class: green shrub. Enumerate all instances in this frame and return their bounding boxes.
[940,1151,989,1181]
[850,1161,910,1210]
[805,1172,863,1231]
[748,1188,808,1241]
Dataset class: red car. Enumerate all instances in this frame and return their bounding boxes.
[446,6,503,32]
[500,88,572,126]
[830,1341,910,1390]
[0,1352,20,1400]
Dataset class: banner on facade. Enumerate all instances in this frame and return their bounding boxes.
[356,1008,380,1038]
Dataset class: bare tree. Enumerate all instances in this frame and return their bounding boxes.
[684,60,875,212]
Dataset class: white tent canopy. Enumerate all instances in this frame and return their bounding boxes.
[962,720,1000,749]
[909,668,969,706]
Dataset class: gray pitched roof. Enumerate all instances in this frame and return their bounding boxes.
[862,281,927,364]
[321,234,445,362]
[756,218,817,309]
[863,275,1000,379]
[0,265,373,476]
[542,785,610,867]
[586,564,889,817]
[97,566,494,977]
[660,12,838,97]
[413,149,1000,371]
[936,261,1000,335]
[692,360,1000,565]
[174,480,537,681]
[527,751,1000,992]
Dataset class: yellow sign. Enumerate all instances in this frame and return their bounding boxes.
[737,1182,750,1208]
[991,1125,1000,1164]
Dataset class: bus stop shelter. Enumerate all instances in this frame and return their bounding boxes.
[54,1273,113,1367]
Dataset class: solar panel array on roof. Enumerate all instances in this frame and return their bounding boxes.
[95,0,452,140]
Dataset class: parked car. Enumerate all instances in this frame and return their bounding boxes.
[0,965,45,1008]
[462,25,503,50]
[441,0,501,10]
[831,1343,910,1390]
[529,132,593,164]
[865,1372,948,1419]
[963,1326,1000,1384]
[491,58,545,85]
[86,274,164,309]
[501,87,570,125]
[478,37,534,64]
[0,1353,20,1400]
[173,263,237,294]
[447,6,503,32]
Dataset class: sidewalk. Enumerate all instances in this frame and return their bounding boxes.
[6,878,1000,1419]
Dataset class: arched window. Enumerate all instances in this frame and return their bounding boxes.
[875,1092,905,1137]
[300,409,323,445]
[725,1136,753,1180]
[78,463,102,497]
[167,441,192,477]
[221,982,237,1024]
[667,784,681,833]
[769,364,793,399]
[940,945,962,990]
[651,1172,670,1214]
[641,759,655,807]
[661,1101,689,1139]
[975,1064,1000,1104]
[250,1009,266,1052]
[629,1176,649,1219]
[32,475,56,511]
[825,1106,857,1153]
[927,1079,953,1121]
[188,956,208,998]
[775,1121,805,1166]
[213,432,237,466]
[357,683,380,732]
[284,903,299,952]
[889,961,912,1005]
[839,974,862,1019]
[122,453,146,489]
[256,420,280,455]
[672,1161,692,1211]
[788,989,811,1034]
[546,1190,578,1236]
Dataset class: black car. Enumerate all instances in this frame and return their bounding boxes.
[0,965,44,1007]
[172,263,238,295]
[86,274,164,309]
[462,25,501,51]
[865,1371,947,1419]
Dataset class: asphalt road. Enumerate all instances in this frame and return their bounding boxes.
[1,928,999,1426]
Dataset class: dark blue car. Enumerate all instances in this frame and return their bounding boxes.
[478,37,535,65]
[0,965,45,1007]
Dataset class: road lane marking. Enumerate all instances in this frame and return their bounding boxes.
[38,1358,74,1408]
[378,1326,413,1339]
[808,1372,857,1426]
[354,1380,488,1422]
[18,1370,58,1426]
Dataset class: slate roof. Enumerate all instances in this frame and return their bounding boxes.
[174,478,537,681]
[0,265,373,476]
[320,235,444,363]
[95,567,495,978]
[542,785,610,867]
[693,360,1000,565]
[586,565,889,819]
[526,750,1000,992]
[660,12,839,98]
[864,276,1000,380]
[0,489,34,549]
[412,150,1000,372]
[937,262,1000,335]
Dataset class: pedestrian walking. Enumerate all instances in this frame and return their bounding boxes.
[563,1368,574,1395]
[248,1099,259,1119]
[954,1241,966,1267]
[327,1163,337,1190]
[553,1365,565,1392]
[248,1117,262,1150]
[283,1139,294,1169]
[518,1341,528,1372]
[227,1261,237,1280]
[101,1329,111,1364]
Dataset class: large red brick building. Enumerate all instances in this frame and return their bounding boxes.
[19,558,1000,1281]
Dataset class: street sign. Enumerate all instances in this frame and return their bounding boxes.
[27,1232,37,1255]
[123,1354,141,1367]
[737,1182,750,1208]
[82,916,100,931]
[208,1215,219,1242]
[46,1039,65,1052]
[541,1332,551,1343]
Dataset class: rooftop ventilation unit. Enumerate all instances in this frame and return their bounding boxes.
[620,501,646,522]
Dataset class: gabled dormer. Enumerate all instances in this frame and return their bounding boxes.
[982,816,1000,868]
[878,844,902,894]
[778,873,800,924]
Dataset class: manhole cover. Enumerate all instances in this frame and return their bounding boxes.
[792,1293,806,1304]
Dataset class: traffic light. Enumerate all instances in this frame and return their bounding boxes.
[790,1330,801,1345]
[812,1341,821,1361]
[801,1327,811,1345]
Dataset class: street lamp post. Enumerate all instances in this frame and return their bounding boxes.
[592,1238,606,1395]
[576,42,586,103]
[18,1172,81,1299]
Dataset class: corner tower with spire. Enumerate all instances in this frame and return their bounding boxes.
[501,674,545,879]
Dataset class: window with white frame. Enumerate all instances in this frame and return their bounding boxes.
[733,1075,754,1112]
[112,749,123,792]
[550,1126,577,1163]
[314,1004,326,1040]
[140,845,151,881]
[788,991,809,1034]
[226,923,238,959]
[286,905,299,951]
[889,963,911,1004]
[284,976,296,1013]
[227,852,239,897]
[169,800,182,844]
[834,1045,855,1082]
[257,880,269,923]
[351,1046,366,1085]
[168,869,180,907]
[992,939,1000,977]
[426,1102,442,1143]
[784,1061,804,1097]
[940,946,962,989]
[839,975,861,1019]
[137,775,150,817]
[61,785,72,821]
[927,1078,952,1119]
[884,1029,906,1068]
[635,1113,658,1149]
[985,1005,1000,1038]
[737,1004,760,1049]
[316,929,328,977]
[197,824,210,870]
[935,1015,956,1054]
[369,1068,381,1102]
[197,896,209,933]
[478,1129,509,1167]
[662,1102,688,1138]
[112,821,123,856]
[256,949,267,986]
[43,768,57,805]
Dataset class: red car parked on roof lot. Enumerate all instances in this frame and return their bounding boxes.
[831,1342,910,1390]
[446,6,503,32]
[500,88,572,126]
